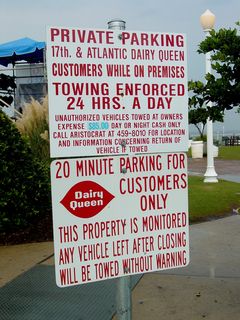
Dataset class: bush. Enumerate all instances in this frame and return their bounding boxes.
[0,110,51,233]
[193,134,207,142]
[15,96,50,166]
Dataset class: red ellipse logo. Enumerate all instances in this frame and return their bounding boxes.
[60,180,115,218]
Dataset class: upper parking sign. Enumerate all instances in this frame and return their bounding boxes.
[46,27,189,158]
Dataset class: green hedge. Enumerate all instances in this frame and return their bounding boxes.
[0,110,51,232]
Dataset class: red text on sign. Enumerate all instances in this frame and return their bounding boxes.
[50,28,114,44]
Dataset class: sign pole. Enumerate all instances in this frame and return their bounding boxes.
[116,274,132,320]
[107,18,132,320]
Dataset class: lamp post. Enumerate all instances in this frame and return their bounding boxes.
[200,9,218,183]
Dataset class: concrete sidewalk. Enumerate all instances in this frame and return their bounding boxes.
[0,242,54,287]
[130,159,240,319]
[131,215,240,320]
[188,158,240,182]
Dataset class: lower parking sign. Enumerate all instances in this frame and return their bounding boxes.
[50,153,189,287]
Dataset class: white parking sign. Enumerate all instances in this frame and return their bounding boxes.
[46,27,188,157]
[50,153,189,287]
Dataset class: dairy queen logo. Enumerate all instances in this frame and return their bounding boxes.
[60,181,115,218]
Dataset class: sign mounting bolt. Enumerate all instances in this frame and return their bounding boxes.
[121,140,127,147]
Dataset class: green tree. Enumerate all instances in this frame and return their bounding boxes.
[188,81,224,139]
[190,22,240,113]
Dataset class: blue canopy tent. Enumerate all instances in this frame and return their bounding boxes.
[0,37,46,113]
[0,37,45,67]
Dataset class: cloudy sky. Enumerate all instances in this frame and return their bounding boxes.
[1,0,240,134]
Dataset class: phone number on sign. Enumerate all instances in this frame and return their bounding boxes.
[87,123,147,137]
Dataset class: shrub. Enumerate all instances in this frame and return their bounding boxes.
[15,96,50,166]
[193,134,207,142]
[0,110,51,233]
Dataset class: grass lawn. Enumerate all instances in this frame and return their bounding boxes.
[218,146,240,160]
[188,175,240,223]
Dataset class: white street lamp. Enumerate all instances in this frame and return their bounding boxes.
[200,9,218,183]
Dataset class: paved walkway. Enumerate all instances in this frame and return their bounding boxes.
[0,158,240,319]
[131,215,240,320]
[130,158,240,320]
[188,158,240,182]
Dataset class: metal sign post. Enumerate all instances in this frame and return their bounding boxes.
[116,274,131,320]
[107,19,132,320]
[108,18,131,320]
